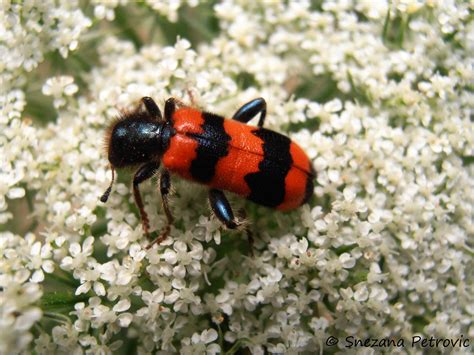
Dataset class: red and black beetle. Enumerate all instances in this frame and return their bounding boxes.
[101,97,314,247]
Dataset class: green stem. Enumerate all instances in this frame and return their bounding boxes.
[47,271,79,288]
[382,0,391,42]
[398,14,409,47]
[41,291,89,311]
[225,340,246,355]
[43,311,71,324]
[217,323,224,352]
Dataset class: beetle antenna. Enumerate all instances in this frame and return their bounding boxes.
[100,166,115,203]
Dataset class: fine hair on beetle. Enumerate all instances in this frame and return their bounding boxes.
[101,99,169,203]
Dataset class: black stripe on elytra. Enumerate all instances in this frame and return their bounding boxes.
[302,174,314,205]
[244,128,292,207]
[188,112,231,183]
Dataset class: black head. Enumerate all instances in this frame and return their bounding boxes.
[101,102,166,203]
[100,96,176,203]
[107,112,164,168]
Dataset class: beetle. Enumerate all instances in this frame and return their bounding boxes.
[100,97,314,247]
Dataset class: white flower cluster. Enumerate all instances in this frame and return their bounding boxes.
[92,0,199,22]
[1,1,91,73]
[0,233,49,353]
[1,0,473,353]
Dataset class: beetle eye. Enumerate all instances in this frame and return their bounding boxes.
[100,166,115,203]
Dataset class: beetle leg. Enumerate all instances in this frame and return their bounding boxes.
[187,88,199,107]
[209,191,255,254]
[232,97,267,127]
[164,98,178,123]
[237,208,254,256]
[133,161,160,237]
[146,170,174,249]
[160,170,173,226]
[141,97,163,121]
[208,189,239,229]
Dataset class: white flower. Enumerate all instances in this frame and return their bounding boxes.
[160,239,204,279]
[339,253,356,269]
[1,1,472,354]
[74,262,104,296]
[42,76,78,97]
[51,324,81,353]
[42,76,78,108]
[0,249,43,354]
[61,237,94,271]
[195,216,222,244]
[181,328,220,355]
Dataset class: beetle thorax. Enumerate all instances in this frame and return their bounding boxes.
[108,119,163,167]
